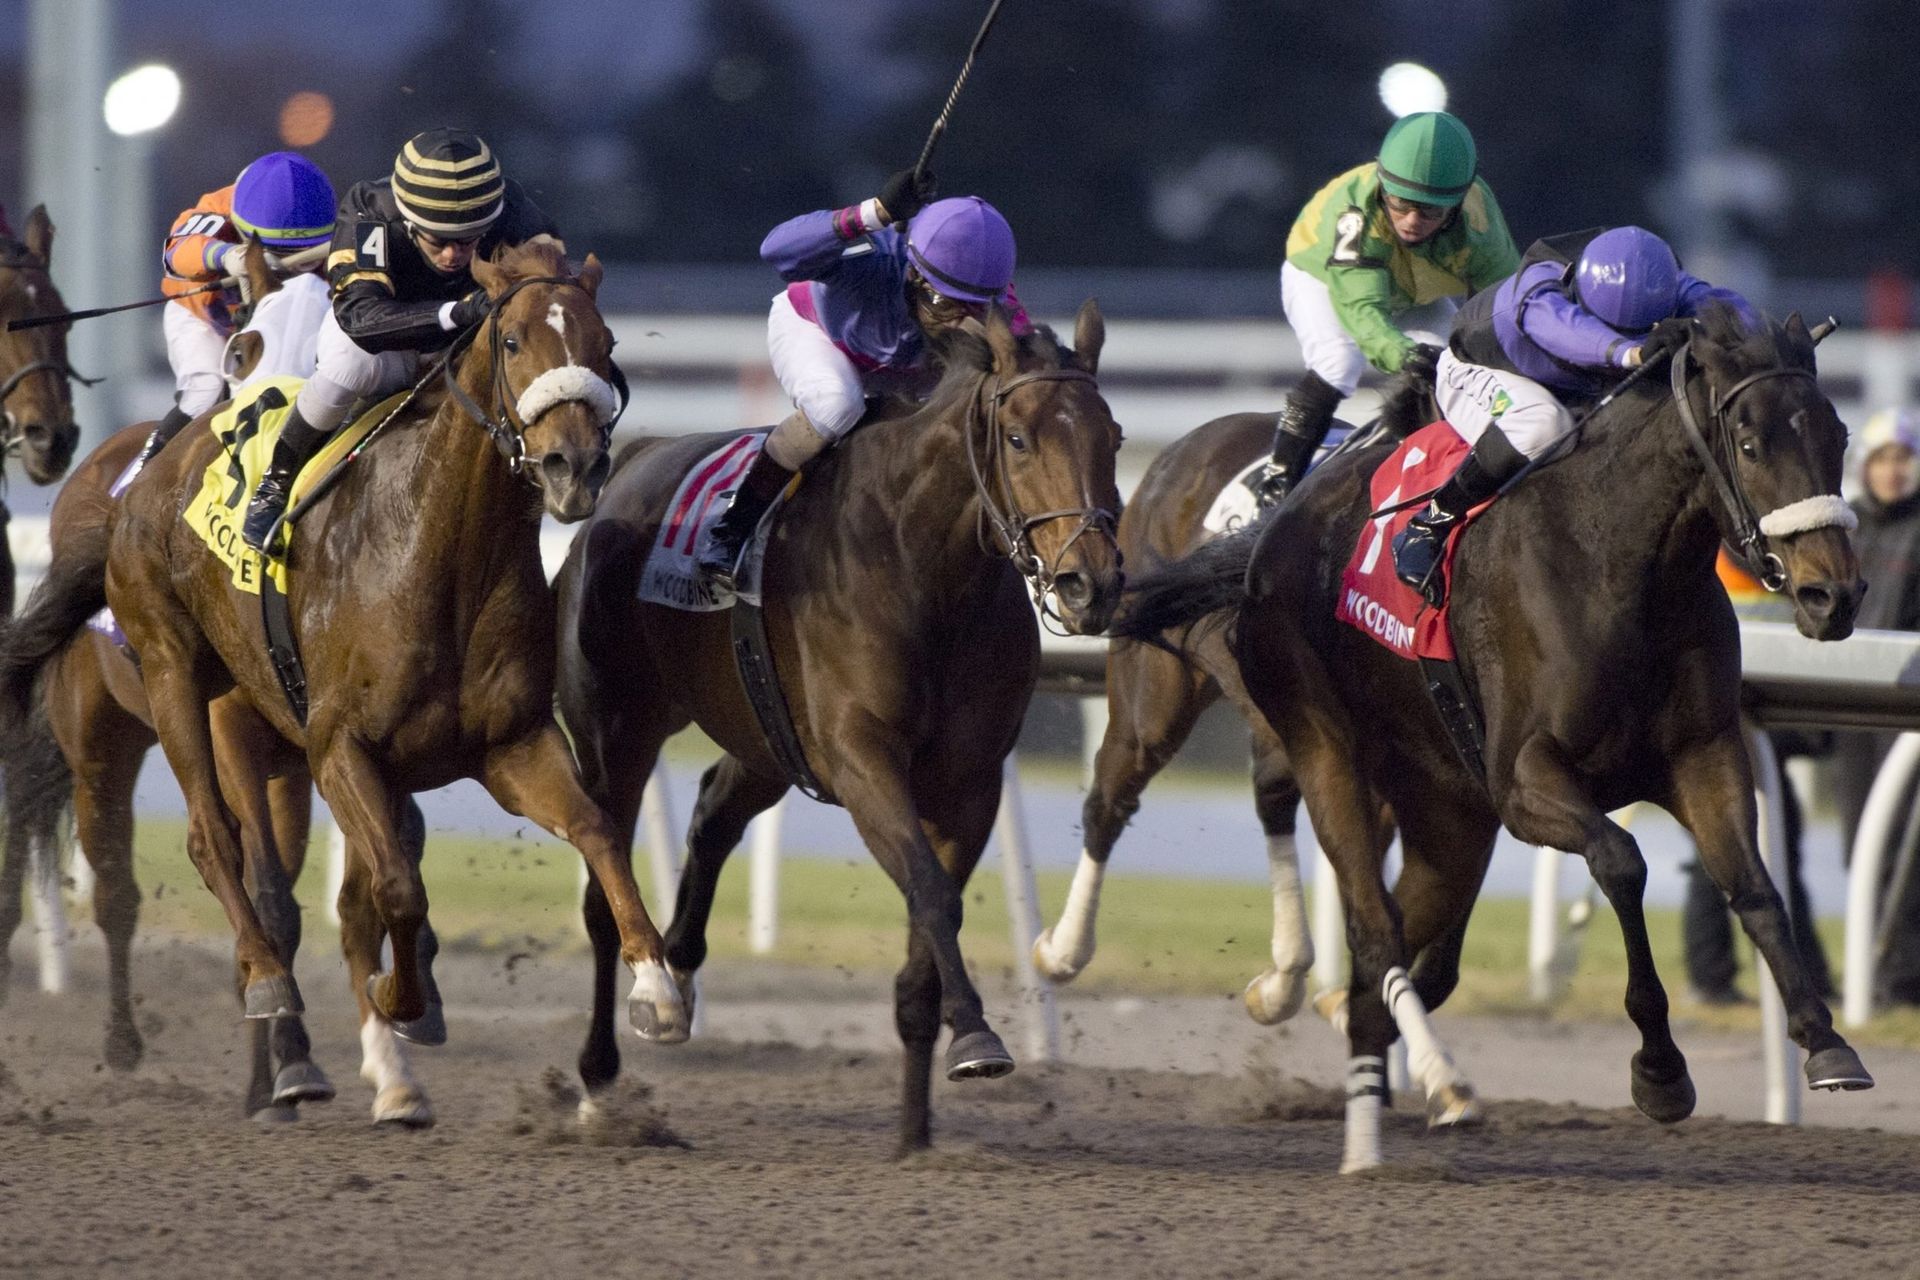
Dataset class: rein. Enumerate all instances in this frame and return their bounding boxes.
[1668,341,1836,592]
[964,365,1119,627]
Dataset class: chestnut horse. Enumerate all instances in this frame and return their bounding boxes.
[1115,310,1873,1171]
[554,306,1123,1151]
[0,240,684,1125]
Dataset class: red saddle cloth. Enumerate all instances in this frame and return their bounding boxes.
[1334,421,1493,662]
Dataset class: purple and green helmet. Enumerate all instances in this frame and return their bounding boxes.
[231,152,337,250]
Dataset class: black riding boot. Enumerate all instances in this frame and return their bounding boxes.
[1253,372,1343,507]
[132,405,194,473]
[1391,426,1529,606]
[240,407,329,552]
[695,448,797,590]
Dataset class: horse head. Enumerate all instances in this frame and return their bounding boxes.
[1682,307,1860,640]
[468,238,617,523]
[961,299,1125,635]
[222,239,329,388]
[0,206,81,484]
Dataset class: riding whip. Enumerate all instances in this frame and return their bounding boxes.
[913,0,1010,183]
[7,244,329,332]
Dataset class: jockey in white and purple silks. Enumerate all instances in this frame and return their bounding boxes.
[695,169,1032,586]
[1392,225,1759,603]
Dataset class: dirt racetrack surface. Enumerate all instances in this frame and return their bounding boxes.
[5,938,1920,1280]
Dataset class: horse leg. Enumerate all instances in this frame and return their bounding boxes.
[1244,719,1314,1025]
[1668,737,1871,1090]
[69,745,144,1070]
[0,786,24,1002]
[312,737,427,1028]
[843,738,1009,1086]
[481,724,686,1042]
[1033,641,1214,982]
[387,797,445,1047]
[134,653,295,1015]
[335,847,431,1127]
[1506,738,1695,1122]
[661,756,788,1010]
[260,764,333,1102]
[577,745,658,1098]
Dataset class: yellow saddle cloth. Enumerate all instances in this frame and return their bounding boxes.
[182,376,403,594]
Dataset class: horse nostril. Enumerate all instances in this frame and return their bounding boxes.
[1795,584,1835,617]
[1055,572,1094,610]
[538,451,573,487]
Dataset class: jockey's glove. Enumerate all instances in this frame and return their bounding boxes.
[217,240,255,280]
[878,167,938,224]
[1637,317,1695,366]
[1401,342,1443,386]
[447,288,491,331]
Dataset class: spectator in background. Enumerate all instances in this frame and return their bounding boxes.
[1830,408,1920,1006]
[1682,550,1835,1004]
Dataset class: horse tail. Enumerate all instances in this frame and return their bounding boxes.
[0,550,106,739]
[1108,524,1261,648]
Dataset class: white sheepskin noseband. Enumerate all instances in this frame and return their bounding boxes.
[1758,494,1858,538]
[516,365,618,427]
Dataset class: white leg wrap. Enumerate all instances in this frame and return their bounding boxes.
[1245,834,1314,1024]
[628,958,691,1042]
[1032,851,1104,982]
[1341,1055,1387,1174]
[359,1014,432,1125]
[1383,967,1460,1093]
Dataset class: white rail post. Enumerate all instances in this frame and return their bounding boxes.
[994,751,1060,1063]
[1527,847,1565,1003]
[640,760,681,925]
[1305,817,1346,993]
[324,818,346,926]
[746,799,783,955]
[1746,724,1799,1125]
[29,830,69,994]
[1844,732,1920,1028]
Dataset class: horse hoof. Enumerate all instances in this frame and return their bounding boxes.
[1806,1045,1875,1092]
[364,973,425,1026]
[244,973,303,1020]
[627,963,691,1043]
[1243,967,1309,1026]
[1312,988,1351,1035]
[1630,1061,1697,1124]
[372,1087,435,1128]
[1339,1151,1383,1176]
[1427,1082,1483,1129]
[669,965,698,1022]
[251,1103,299,1127]
[1031,927,1088,983]
[104,1026,145,1073]
[945,1030,1015,1081]
[273,1060,337,1106]
[394,1004,448,1047]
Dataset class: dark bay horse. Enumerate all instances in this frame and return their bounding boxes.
[554,305,1123,1151]
[1116,309,1872,1172]
[0,240,685,1125]
[1029,411,1318,1022]
[0,205,89,998]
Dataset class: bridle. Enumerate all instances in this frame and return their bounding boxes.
[0,254,94,458]
[964,364,1119,626]
[1669,340,1846,593]
[440,274,629,474]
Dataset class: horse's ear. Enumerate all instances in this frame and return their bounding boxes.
[1073,299,1105,376]
[1783,311,1817,365]
[576,253,604,300]
[23,205,53,266]
[470,253,508,299]
[985,304,1020,375]
[242,237,277,302]
[224,330,265,384]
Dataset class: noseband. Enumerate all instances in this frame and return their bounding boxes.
[1669,342,1851,592]
[965,365,1119,625]
[441,275,629,475]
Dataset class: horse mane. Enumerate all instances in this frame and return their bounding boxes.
[489,235,572,282]
[916,321,1075,411]
[1691,302,1813,373]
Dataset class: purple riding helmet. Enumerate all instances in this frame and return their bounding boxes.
[231,152,337,251]
[1574,226,1682,334]
[906,197,1016,304]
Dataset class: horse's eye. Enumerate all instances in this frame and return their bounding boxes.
[503,335,520,354]
[1007,433,1027,452]
[1738,436,1759,460]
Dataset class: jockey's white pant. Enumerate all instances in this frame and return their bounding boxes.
[1280,261,1456,396]
[1433,349,1574,460]
[766,290,866,444]
[292,308,422,434]
[162,300,230,418]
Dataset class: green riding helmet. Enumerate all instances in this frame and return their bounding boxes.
[1377,111,1478,207]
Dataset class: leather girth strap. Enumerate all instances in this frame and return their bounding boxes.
[730,596,832,803]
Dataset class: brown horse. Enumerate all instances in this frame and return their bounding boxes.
[554,305,1123,1151]
[0,239,685,1125]
[0,205,89,999]
[1116,309,1873,1171]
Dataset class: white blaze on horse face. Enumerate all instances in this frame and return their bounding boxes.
[546,301,574,364]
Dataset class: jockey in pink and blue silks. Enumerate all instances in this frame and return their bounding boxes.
[695,169,1032,587]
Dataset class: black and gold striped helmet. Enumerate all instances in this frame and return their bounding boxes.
[391,128,505,238]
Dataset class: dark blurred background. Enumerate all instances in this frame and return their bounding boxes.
[4,0,1916,320]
